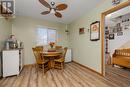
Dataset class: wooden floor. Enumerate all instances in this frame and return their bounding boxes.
[105,65,130,87]
[0,62,130,87]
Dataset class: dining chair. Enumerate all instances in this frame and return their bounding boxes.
[54,47,68,69]
[32,47,49,73]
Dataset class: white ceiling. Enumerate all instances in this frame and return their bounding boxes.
[15,0,104,24]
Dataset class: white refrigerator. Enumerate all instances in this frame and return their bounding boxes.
[2,49,24,77]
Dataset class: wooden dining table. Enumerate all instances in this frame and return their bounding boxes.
[42,51,63,69]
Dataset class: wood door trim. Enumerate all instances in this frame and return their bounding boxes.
[101,0,130,76]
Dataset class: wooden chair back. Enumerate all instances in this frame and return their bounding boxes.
[35,46,44,51]
[32,47,44,64]
[63,47,68,58]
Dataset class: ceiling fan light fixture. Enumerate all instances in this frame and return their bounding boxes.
[39,0,68,18]
[50,9,55,14]
[51,1,55,6]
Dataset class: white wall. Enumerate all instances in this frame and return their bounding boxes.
[68,0,127,73]
[0,19,12,50]
[12,16,69,65]
[108,13,130,56]
[109,29,130,56]
[0,18,12,77]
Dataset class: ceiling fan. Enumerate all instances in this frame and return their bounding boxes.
[39,0,68,18]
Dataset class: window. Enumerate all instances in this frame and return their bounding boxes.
[37,27,56,45]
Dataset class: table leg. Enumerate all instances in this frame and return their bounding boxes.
[50,57,55,69]
[49,58,54,69]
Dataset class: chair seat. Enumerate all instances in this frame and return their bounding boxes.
[38,59,49,64]
[54,58,64,62]
[54,47,67,70]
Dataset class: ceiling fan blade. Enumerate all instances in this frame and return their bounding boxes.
[56,4,67,11]
[41,11,50,15]
[39,0,51,8]
[55,12,62,18]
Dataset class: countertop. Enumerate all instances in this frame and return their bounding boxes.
[2,48,24,51]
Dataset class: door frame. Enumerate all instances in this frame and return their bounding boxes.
[101,0,130,76]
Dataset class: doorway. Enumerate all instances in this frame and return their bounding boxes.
[101,1,130,86]
[101,1,130,76]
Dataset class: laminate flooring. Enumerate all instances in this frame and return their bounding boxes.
[0,62,130,87]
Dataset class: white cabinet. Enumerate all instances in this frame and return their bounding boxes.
[2,49,24,77]
[65,49,72,62]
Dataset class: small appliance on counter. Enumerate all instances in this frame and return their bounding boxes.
[5,35,23,50]
[16,41,23,49]
[5,41,17,49]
